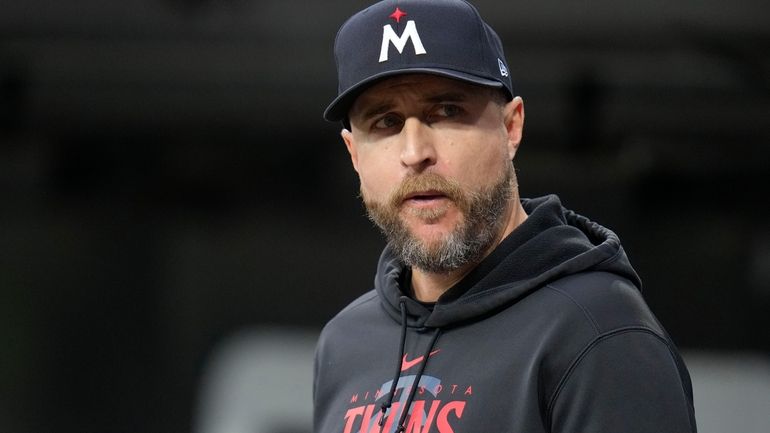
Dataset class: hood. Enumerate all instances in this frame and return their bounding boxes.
[374,194,641,329]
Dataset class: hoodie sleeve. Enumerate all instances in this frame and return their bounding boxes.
[548,329,697,433]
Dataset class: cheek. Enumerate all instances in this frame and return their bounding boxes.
[357,159,398,199]
[448,135,509,185]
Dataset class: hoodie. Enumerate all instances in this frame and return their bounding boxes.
[314,195,696,433]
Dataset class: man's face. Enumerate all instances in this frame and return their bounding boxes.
[342,74,524,273]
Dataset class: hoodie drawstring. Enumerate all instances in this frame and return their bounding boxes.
[379,300,443,433]
[395,328,441,433]
[378,300,408,427]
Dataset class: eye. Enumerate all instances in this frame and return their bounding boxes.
[430,104,464,121]
[372,113,403,130]
[438,104,461,117]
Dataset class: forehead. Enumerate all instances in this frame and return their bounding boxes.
[350,74,488,113]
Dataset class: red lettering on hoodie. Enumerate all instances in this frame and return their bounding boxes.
[345,400,467,433]
[404,400,441,433]
[359,404,380,433]
[344,407,365,433]
[436,401,466,433]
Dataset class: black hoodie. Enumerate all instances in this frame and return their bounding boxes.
[314,195,696,433]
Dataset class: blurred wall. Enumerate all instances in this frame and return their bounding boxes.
[1,1,768,432]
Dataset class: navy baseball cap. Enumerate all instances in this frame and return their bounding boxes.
[324,0,514,122]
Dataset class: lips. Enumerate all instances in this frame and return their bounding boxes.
[402,190,451,208]
[404,190,447,201]
[386,173,463,211]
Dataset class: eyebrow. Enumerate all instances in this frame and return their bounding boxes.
[356,90,471,121]
[360,102,396,121]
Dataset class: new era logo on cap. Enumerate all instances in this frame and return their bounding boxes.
[498,58,509,77]
[324,0,515,122]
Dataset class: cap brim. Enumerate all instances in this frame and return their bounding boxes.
[323,68,505,122]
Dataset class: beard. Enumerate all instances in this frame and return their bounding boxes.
[363,165,515,274]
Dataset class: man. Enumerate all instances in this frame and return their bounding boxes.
[314,1,697,432]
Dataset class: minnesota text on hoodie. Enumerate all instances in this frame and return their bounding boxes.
[314,195,697,433]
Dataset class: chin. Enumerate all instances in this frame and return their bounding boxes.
[408,221,458,244]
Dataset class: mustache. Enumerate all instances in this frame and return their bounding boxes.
[387,172,465,209]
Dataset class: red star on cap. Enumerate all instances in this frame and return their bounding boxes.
[389,7,407,23]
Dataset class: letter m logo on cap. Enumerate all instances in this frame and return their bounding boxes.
[379,21,427,63]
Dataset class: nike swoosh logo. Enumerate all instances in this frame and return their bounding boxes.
[401,349,441,372]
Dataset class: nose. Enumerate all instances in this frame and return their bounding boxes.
[399,117,437,172]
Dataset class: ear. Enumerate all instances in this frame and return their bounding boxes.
[503,96,525,160]
[341,128,360,173]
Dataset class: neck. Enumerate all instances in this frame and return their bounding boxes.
[410,198,528,303]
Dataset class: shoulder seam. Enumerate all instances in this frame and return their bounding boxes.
[544,284,601,334]
[545,327,671,427]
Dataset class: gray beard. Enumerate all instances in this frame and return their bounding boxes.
[364,165,514,274]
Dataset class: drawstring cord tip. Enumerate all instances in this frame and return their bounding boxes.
[378,403,389,427]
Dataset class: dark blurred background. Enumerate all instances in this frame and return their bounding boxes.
[1,1,769,432]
